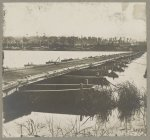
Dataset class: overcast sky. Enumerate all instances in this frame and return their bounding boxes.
[3,2,146,41]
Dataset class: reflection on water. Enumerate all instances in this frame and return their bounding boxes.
[3,107,146,137]
[3,52,147,137]
[4,50,125,68]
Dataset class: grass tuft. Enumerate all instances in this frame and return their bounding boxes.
[116,81,141,121]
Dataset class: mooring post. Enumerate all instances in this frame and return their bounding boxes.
[20,124,23,137]
[85,79,89,85]
[80,83,84,102]
[80,115,83,121]
[80,83,83,91]
[96,72,99,77]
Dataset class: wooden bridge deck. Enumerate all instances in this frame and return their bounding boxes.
[2,52,136,93]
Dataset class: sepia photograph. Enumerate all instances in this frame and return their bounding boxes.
[2,1,147,137]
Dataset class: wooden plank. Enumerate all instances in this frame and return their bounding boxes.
[21,88,91,93]
[20,84,94,90]
[34,84,94,86]
[62,75,102,79]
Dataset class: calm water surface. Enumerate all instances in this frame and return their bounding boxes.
[3,51,147,137]
[4,50,125,68]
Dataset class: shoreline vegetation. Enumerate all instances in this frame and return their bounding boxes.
[3,81,147,137]
[3,36,146,51]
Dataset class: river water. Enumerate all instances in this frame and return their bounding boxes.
[3,50,125,68]
[3,51,147,137]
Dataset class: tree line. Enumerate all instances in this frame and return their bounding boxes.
[3,36,146,51]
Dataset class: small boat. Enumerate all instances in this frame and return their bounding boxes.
[61,58,73,62]
[24,63,36,67]
[45,60,55,64]
[112,66,124,72]
[117,62,128,68]
[88,56,93,58]
[46,57,61,64]
[108,71,119,79]
[46,60,60,65]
